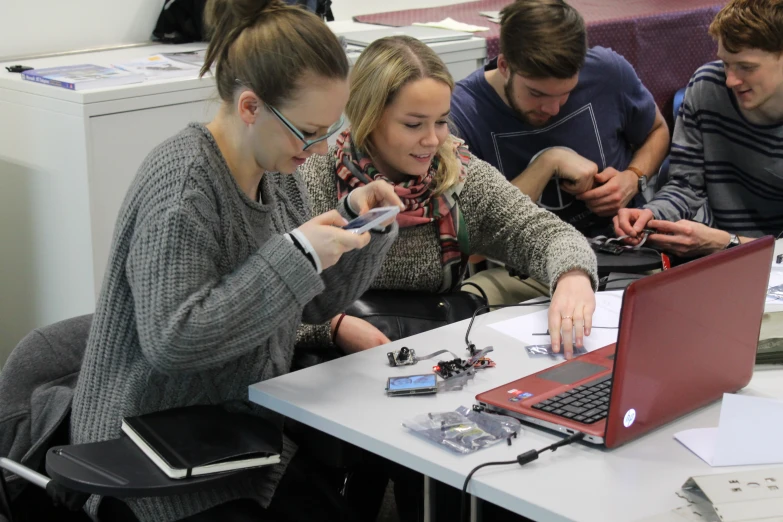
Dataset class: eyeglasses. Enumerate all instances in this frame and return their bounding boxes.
[265,103,345,151]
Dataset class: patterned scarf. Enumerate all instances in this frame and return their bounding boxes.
[335,130,471,292]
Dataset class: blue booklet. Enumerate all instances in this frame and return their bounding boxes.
[21,64,144,91]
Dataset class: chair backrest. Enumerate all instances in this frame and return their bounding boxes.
[673,87,686,121]
[656,86,688,191]
[0,315,91,476]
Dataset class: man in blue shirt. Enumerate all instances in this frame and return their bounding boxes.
[451,0,670,236]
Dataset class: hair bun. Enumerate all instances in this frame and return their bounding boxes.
[228,0,286,21]
[204,0,285,36]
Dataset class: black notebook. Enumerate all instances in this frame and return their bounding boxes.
[121,405,282,479]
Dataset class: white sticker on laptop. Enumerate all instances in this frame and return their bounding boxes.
[623,408,636,428]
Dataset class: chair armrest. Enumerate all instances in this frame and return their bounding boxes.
[46,437,254,498]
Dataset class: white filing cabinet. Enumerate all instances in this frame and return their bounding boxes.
[0,33,486,362]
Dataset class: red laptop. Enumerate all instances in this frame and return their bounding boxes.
[476,236,774,448]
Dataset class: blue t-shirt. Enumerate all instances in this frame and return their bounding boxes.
[451,47,657,234]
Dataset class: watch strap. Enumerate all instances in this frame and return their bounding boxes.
[627,166,645,178]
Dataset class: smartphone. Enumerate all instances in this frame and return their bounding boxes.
[385,373,438,396]
[343,206,400,234]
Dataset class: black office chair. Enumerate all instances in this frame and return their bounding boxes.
[0,317,285,522]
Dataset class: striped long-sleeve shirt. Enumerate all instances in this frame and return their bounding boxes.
[644,62,783,237]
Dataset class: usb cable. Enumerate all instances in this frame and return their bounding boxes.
[459,432,586,522]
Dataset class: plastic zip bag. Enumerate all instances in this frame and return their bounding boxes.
[402,406,522,454]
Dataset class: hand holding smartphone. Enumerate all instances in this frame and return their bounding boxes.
[342,206,400,234]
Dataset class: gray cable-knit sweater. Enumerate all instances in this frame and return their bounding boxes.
[297,144,598,348]
[71,124,396,522]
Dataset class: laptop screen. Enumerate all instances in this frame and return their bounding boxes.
[604,237,773,447]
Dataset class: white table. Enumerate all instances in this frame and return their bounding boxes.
[249,300,783,522]
[0,31,486,365]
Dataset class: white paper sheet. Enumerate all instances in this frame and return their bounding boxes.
[674,427,719,465]
[488,291,623,352]
[412,17,489,32]
[674,394,783,466]
[335,0,477,19]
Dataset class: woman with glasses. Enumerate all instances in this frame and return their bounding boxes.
[69,0,401,521]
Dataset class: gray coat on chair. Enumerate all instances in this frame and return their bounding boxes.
[0,315,91,486]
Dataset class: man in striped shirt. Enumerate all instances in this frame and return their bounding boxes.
[614,0,783,257]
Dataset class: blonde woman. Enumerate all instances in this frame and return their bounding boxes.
[299,36,599,359]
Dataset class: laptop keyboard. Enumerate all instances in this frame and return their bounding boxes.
[531,375,612,424]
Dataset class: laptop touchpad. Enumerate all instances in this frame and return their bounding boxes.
[538,361,607,385]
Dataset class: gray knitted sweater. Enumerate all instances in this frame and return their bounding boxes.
[71,124,396,521]
[298,144,598,348]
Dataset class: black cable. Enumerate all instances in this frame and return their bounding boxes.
[597,276,644,290]
[459,432,586,522]
[458,281,489,303]
[459,459,516,522]
[464,301,551,354]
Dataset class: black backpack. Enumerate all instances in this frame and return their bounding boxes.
[152,0,208,44]
[152,0,333,44]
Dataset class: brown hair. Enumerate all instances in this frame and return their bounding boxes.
[200,0,349,108]
[346,36,461,195]
[709,0,783,54]
[499,0,587,79]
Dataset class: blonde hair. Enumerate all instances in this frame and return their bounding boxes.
[201,0,348,108]
[346,36,462,194]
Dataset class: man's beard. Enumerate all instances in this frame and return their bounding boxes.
[504,77,550,128]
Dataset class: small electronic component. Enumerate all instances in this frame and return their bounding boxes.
[387,346,417,366]
[385,373,438,396]
[432,358,466,379]
[432,357,495,379]
[472,357,496,369]
[593,242,624,255]
[387,347,461,367]
[432,346,495,380]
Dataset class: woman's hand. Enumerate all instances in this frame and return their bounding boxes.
[296,210,370,270]
[548,270,596,359]
[349,181,404,227]
[331,315,391,354]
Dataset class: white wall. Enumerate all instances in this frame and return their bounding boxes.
[331,0,475,20]
[0,0,471,60]
[0,0,161,59]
